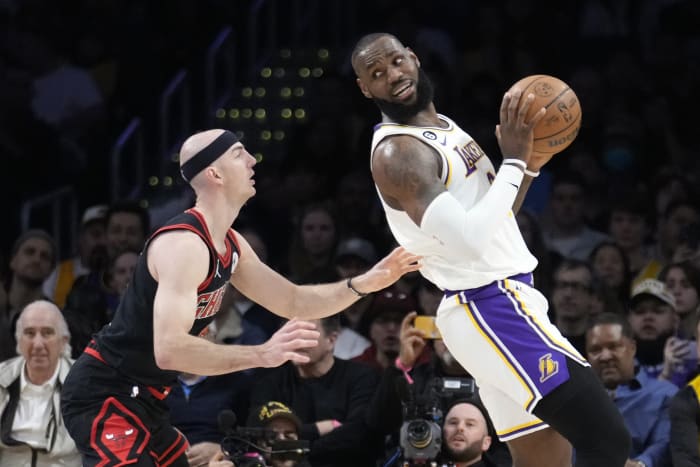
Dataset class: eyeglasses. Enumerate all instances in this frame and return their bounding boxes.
[554,280,591,293]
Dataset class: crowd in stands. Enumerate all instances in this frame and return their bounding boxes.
[2,0,700,466]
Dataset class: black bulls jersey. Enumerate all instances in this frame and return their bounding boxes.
[93,208,240,386]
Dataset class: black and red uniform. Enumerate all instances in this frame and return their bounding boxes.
[61,209,240,466]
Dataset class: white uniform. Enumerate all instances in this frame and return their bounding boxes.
[371,115,587,440]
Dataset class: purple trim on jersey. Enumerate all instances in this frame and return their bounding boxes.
[498,280,587,366]
[451,272,572,411]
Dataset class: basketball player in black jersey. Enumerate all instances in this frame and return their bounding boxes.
[60,128,422,467]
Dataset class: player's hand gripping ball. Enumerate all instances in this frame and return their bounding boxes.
[507,74,582,171]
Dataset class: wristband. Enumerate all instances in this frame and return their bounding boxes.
[502,158,527,171]
[346,277,368,297]
[395,356,414,384]
[524,168,540,177]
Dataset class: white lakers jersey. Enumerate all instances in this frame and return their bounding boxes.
[371,114,537,290]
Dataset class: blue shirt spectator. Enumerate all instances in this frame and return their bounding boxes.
[587,312,678,467]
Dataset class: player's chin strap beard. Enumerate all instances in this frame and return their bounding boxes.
[180,130,239,182]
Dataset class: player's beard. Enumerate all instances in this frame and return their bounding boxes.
[443,437,484,463]
[372,68,434,124]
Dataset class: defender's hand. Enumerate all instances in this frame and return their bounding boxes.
[351,247,422,295]
[259,318,320,368]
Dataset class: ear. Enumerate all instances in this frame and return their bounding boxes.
[328,331,340,346]
[482,435,492,451]
[406,47,420,68]
[356,77,372,99]
[206,166,223,181]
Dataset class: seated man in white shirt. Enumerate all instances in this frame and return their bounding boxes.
[0,300,80,466]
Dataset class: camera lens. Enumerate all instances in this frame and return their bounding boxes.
[406,420,433,448]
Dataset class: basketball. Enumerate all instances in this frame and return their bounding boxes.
[508,74,582,155]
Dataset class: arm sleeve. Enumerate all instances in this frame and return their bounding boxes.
[420,164,523,258]
[670,388,700,467]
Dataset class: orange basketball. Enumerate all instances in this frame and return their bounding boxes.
[508,74,582,155]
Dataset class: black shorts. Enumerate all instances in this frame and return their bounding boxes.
[61,352,189,467]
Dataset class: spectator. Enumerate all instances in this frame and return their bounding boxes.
[659,262,700,340]
[42,204,108,308]
[104,200,151,261]
[541,172,609,261]
[333,236,377,359]
[606,194,655,284]
[2,229,57,358]
[354,286,428,371]
[250,315,382,467]
[246,401,312,467]
[628,279,693,387]
[550,259,597,355]
[222,227,282,340]
[0,300,80,466]
[589,241,632,314]
[438,399,500,467]
[668,319,700,467]
[516,209,562,299]
[415,277,443,316]
[285,201,340,283]
[105,248,138,297]
[652,201,700,272]
[586,312,678,467]
[167,323,255,467]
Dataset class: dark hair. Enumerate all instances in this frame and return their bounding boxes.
[351,32,400,72]
[586,312,635,340]
[554,258,596,288]
[10,229,57,267]
[320,314,341,335]
[663,199,700,221]
[659,261,700,295]
[589,241,632,298]
[106,200,151,236]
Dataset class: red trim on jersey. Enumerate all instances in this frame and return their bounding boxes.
[150,220,216,293]
[146,385,171,400]
[187,208,233,266]
[84,346,108,365]
[157,430,189,467]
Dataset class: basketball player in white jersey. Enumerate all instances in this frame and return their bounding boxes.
[352,33,631,467]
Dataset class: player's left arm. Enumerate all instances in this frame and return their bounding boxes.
[229,232,421,320]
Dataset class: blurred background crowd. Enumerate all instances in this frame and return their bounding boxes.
[2,0,700,466]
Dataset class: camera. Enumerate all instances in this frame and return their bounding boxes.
[399,377,476,466]
[218,410,310,467]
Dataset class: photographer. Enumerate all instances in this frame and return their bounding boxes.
[365,311,511,466]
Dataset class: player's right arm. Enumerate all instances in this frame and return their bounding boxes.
[373,90,544,258]
[149,231,320,375]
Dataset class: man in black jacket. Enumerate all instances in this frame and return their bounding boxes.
[248,314,381,467]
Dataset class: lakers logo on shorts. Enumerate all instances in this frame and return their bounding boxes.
[538,353,559,383]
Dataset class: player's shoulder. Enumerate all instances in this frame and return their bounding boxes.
[373,133,435,164]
